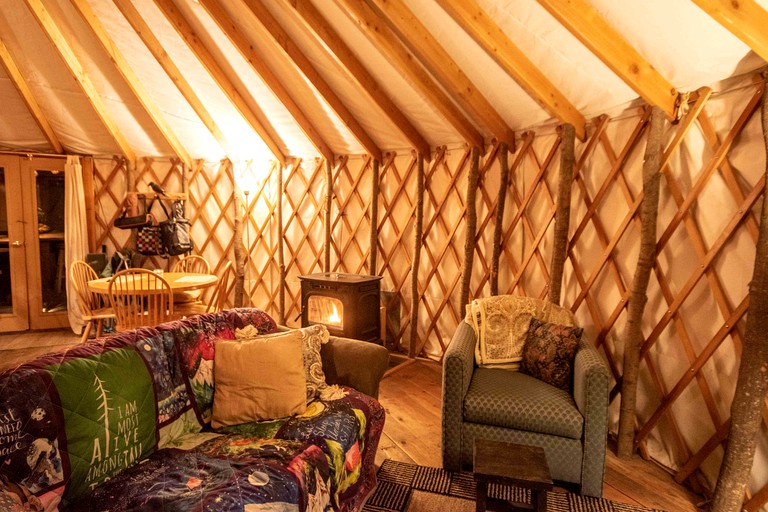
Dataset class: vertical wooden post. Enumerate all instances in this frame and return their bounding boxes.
[459,146,480,314]
[277,161,286,325]
[711,77,768,512]
[408,152,425,358]
[324,158,333,272]
[549,124,576,305]
[232,160,246,308]
[617,107,665,458]
[490,142,509,296]
[490,142,509,295]
[369,157,380,275]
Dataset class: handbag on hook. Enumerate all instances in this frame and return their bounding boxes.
[159,200,193,256]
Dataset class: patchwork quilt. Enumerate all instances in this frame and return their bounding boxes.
[0,309,384,512]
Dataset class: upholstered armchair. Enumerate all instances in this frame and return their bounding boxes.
[442,317,610,497]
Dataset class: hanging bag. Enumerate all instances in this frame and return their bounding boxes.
[159,200,193,256]
[136,200,165,256]
[114,192,153,229]
[137,224,164,256]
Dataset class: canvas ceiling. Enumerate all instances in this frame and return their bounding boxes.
[0,0,766,163]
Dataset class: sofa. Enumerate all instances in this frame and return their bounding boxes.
[0,308,389,511]
[442,296,610,497]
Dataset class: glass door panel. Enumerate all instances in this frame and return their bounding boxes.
[21,157,68,330]
[0,155,29,331]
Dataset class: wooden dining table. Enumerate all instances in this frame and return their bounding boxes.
[87,272,218,295]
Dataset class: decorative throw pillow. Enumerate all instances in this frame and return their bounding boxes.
[237,324,330,403]
[521,317,582,390]
[212,335,307,428]
[466,295,575,369]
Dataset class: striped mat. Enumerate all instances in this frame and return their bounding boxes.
[363,459,666,512]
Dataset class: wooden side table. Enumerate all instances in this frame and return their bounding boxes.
[473,439,553,512]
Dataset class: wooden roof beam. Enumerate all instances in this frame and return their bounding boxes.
[278,0,431,160]
[113,0,285,165]
[151,0,288,165]
[0,34,63,153]
[197,0,335,162]
[691,0,768,63]
[239,0,382,162]
[23,0,136,167]
[72,0,193,168]
[536,0,678,119]
[436,0,587,141]
[333,0,485,151]
[366,0,516,150]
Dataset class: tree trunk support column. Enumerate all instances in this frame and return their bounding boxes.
[617,106,665,458]
[277,161,286,324]
[233,160,246,308]
[549,124,575,305]
[408,152,425,358]
[369,157,380,275]
[324,158,333,273]
[490,142,509,296]
[711,75,768,512]
[460,146,481,313]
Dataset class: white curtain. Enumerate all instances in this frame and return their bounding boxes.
[65,155,89,334]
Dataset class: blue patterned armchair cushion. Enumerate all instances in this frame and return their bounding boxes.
[463,368,584,439]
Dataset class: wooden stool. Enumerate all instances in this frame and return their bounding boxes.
[473,439,553,512]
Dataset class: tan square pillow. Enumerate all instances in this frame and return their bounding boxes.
[237,324,330,403]
[212,334,307,429]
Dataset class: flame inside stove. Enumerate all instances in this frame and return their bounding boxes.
[328,303,341,325]
[308,296,343,328]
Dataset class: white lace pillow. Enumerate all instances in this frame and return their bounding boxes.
[465,295,575,369]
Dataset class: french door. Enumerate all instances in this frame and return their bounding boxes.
[0,154,69,332]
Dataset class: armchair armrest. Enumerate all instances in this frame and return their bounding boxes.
[572,335,610,497]
[275,325,389,399]
[442,320,477,470]
[320,335,389,399]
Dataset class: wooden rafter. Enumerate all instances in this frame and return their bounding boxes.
[23,0,136,166]
[436,0,587,141]
[197,0,334,162]
[333,0,485,150]
[151,0,288,165]
[0,35,62,153]
[691,0,768,63]
[112,0,281,164]
[240,0,382,162]
[536,0,678,119]
[279,0,431,160]
[72,0,192,168]
[367,0,515,149]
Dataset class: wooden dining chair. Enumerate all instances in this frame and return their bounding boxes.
[171,255,210,274]
[107,268,174,332]
[175,261,234,318]
[171,255,211,304]
[69,260,116,342]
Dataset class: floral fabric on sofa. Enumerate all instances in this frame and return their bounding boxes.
[0,309,384,512]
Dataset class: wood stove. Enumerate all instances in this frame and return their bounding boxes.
[299,273,382,343]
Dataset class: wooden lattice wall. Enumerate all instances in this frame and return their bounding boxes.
[92,77,768,509]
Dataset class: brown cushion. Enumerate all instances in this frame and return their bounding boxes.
[521,318,582,390]
[212,334,307,428]
[237,325,329,403]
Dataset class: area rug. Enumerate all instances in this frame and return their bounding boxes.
[363,459,665,512]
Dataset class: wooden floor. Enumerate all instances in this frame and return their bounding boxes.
[376,357,708,512]
[1,330,707,511]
